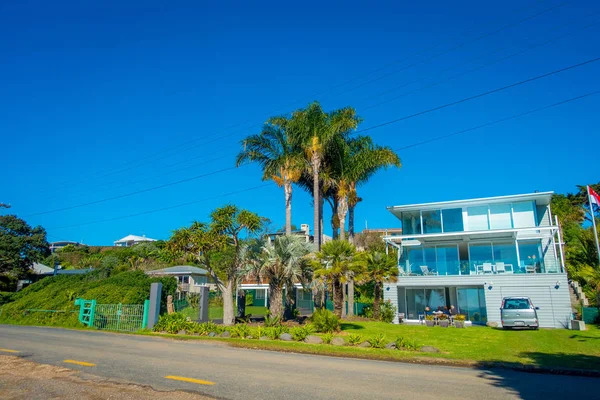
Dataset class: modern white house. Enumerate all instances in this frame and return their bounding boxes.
[382,191,572,328]
[114,234,157,247]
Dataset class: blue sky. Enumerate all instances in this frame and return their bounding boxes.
[1,0,599,245]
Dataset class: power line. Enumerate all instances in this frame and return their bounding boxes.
[25,56,599,217]
[41,1,558,189]
[394,90,599,151]
[47,183,273,230]
[24,164,248,217]
[356,56,600,134]
[46,90,598,230]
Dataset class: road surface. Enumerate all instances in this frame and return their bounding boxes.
[0,325,597,400]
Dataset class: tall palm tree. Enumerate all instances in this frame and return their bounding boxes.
[355,250,399,319]
[242,235,312,319]
[287,102,361,249]
[313,240,356,318]
[236,122,304,235]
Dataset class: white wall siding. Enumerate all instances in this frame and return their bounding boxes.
[384,283,399,323]
[395,273,571,328]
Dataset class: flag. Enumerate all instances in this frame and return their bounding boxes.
[590,186,600,208]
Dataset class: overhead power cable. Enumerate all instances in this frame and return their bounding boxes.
[46,90,598,230]
[356,56,600,133]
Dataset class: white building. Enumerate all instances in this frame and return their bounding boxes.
[114,234,157,247]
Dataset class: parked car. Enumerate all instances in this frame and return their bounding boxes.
[500,297,539,330]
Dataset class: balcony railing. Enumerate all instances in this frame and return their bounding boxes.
[401,260,561,276]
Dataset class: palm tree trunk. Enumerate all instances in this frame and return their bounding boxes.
[222,280,235,326]
[373,281,382,320]
[284,182,292,236]
[338,195,348,241]
[331,198,339,240]
[312,155,321,250]
[269,282,284,319]
[347,278,355,317]
[319,188,324,248]
[341,283,347,319]
[348,204,355,244]
[333,278,344,318]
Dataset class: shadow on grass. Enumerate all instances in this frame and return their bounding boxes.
[474,352,600,400]
[340,323,364,330]
[569,333,600,341]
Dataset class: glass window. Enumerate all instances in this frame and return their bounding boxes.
[518,240,544,273]
[442,208,464,232]
[178,276,190,284]
[425,288,446,311]
[406,289,426,319]
[467,206,489,231]
[457,288,487,324]
[194,276,207,286]
[512,201,535,228]
[407,248,424,275]
[436,245,460,276]
[424,247,437,274]
[469,243,493,271]
[503,298,532,309]
[422,210,442,234]
[402,211,421,235]
[492,242,518,270]
[489,204,512,229]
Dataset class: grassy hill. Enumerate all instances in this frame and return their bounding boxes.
[0,269,176,327]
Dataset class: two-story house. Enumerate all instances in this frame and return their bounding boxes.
[382,191,572,328]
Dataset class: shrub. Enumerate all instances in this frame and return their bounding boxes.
[245,292,254,306]
[380,301,397,323]
[362,305,373,319]
[348,333,363,346]
[264,314,281,327]
[311,308,340,333]
[368,333,387,349]
[230,324,251,339]
[264,325,288,340]
[250,326,264,339]
[454,314,466,321]
[321,332,334,344]
[438,314,448,320]
[291,325,313,341]
[153,312,189,334]
[395,336,419,351]
[425,315,434,321]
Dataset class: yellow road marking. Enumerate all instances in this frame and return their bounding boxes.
[0,348,19,353]
[63,359,96,367]
[165,375,215,385]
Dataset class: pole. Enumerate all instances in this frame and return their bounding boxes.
[587,186,600,266]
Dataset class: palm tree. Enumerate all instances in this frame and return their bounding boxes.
[287,102,361,249]
[355,250,399,319]
[313,240,356,318]
[236,122,304,235]
[242,235,312,319]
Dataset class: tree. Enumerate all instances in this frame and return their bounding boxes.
[286,102,361,249]
[313,240,356,318]
[0,215,50,276]
[167,205,264,325]
[236,122,304,235]
[355,250,398,319]
[242,235,312,319]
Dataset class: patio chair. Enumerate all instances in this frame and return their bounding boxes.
[482,263,493,274]
[526,265,536,273]
[495,262,506,274]
[420,265,437,276]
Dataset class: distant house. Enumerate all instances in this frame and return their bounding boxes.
[16,262,93,291]
[145,266,212,294]
[114,234,157,247]
[265,224,331,245]
[49,241,81,253]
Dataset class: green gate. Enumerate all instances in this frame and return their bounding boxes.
[75,298,149,332]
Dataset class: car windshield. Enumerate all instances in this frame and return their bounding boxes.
[503,299,531,309]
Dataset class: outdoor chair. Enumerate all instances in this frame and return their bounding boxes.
[495,262,506,274]
[420,265,437,275]
[482,263,493,274]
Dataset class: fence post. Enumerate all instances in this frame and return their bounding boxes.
[89,300,96,327]
[147,282,162,330]
[198,286,209,323]
[142,299,150,329]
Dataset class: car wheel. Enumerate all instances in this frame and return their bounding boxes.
[503,326,511,330]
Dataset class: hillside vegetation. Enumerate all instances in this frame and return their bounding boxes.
[0,269,176,327]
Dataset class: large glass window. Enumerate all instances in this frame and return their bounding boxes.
[402,211,421,235]
[518,240,544,273]
[436,245,460,276]
[422,210,442,234]
[489,204,512,229]
[406,289,426,319]
[513,201,536,228]
[469,243,493,272]
[442,208,464,232]
[467,206,489,231]
[492,242,518,271]
[457,287,487,324]
[407,247,424,275]
[425,288,446,311]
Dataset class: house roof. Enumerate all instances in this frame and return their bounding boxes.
[114,234,157,243]
[32,263,54,274]
[387,191,554,217]
[146,265,208,276]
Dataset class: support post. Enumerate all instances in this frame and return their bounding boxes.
[197,286,209,323]
[147,282,162,330]
[237,289,246,319]
[142,299,150,329]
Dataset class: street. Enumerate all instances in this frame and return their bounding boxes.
[0,324,597,400]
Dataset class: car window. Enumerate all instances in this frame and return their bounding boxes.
[503,299,531,309]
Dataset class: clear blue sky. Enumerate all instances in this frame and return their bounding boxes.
[1,0,599,245]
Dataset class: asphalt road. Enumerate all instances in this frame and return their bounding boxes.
[0,325,597,400]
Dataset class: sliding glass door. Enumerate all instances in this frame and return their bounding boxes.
[457,287,487,324]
